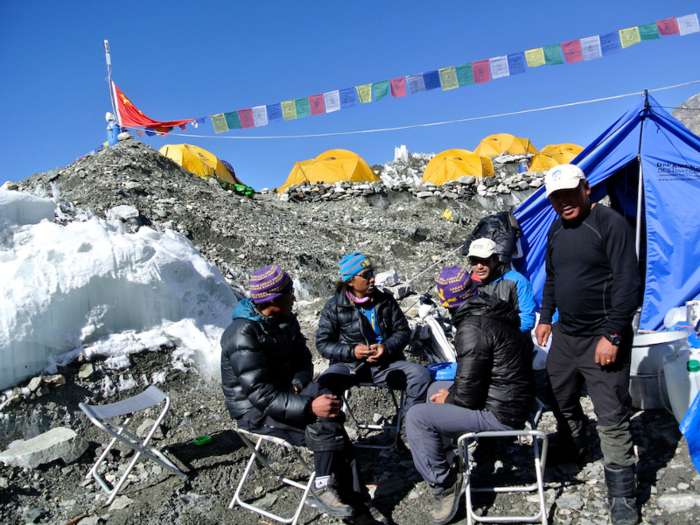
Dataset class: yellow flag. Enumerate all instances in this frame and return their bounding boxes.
[356,84,372,103]
[439,67,459,90]
[525,48,545,67]
[281,100,297,120]
[619,27,641,48]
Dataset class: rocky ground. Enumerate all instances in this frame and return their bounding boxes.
[2,139,700,524]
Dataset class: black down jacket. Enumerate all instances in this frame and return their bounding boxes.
[316,289,410,372]
[220,298,313,421]
[446,292,535,429]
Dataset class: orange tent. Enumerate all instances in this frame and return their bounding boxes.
[279,149,379,192]
[422,149,494,185]
[528,143,583,172]
[473,134,538,157]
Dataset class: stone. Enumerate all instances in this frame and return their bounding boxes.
[78,364,95,379]
[109,495,134,510]
[107,205,139,221]
[22,507,45,523]
[27,377,42,392]
[136,419,163,440]
[43,374,65,387]
[1,181,18,191]
[416,192,434,198]
[0,427,88,468]
[256,493,278,510]
[77,516,102,525]
[556,494,584,510]
[657,493,700,513]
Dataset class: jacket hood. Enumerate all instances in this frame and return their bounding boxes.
[453,292,520,328]
[232,298,263,322]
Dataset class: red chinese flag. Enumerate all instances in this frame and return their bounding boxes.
[238,108,255,129]
[472,60,491,83]
[562,40,583,63]
[309,94,326,115]
[112,82,195,129]
[657,18,680,35]
[390,77,406,97]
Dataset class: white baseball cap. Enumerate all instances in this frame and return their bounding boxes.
[467,238,497,259]
[544,164,586,197]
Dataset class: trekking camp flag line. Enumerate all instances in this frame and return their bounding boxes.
[187,12,700,134]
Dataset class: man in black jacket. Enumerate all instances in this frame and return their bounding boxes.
[221,266,386,523]
[405,266,535,525]
[535,164,641,525]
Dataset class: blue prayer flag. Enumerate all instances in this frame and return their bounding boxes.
[266,103,284,123]
[339,87,358,109]
[196,117,206,124]
[145,129,155,136]
[507,52,527,75]
[600,31,622,55]
[422,70,441,90]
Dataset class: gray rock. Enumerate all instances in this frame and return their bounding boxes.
[0,427,88,468]
[107,205,139,221]
[556,494,584,509]
[78,363,95,379]
[1,181,18,191]
[657,493,700,512]
[416,192,434,198]
[27,377,42,392]
[136,419,163,440]
[21,507,45,523]
[109,495,134,510]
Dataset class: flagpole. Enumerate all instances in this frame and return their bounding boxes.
[104,40,117,119]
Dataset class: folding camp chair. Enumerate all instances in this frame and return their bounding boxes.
[457,398,549,525]
[230,429,316,525]
[79,385,187,505]
[342,382,406,450]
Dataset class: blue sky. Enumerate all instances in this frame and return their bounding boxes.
[1,1,699,190]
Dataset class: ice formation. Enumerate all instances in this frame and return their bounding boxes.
[0,190,237,390]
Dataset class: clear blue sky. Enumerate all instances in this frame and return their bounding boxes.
[1,1,699,190]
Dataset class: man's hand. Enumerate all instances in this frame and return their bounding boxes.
[430,388,450,404]
[310,394,341,418]
[367,344,385,363]
[595,337,619,366]
[354,344,375,361]
[535,324,552,346]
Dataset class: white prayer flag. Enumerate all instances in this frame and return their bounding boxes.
[489,56,510,79]
[252,106,268,127]
[678,14,700,36]
[580,36,602,61]
[406,74,426,95]
[324,90,341,113]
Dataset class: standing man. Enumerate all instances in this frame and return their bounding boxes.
[535,164,641,525]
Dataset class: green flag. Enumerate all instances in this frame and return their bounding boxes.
[455,63,474,86]
[544,45,564,65]
[295,97,311,118]
[639,23,660,41]
[439,66,459,90]
[211,114,229,134]
[373,80,390,101]
[225,111,242,130]
[281,100,297,120]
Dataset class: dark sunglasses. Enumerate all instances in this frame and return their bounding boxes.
[468,257,491,267]
[356,268,375,280]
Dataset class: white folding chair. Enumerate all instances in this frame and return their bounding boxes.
[457,399,549,525]
[342,382,406,450]
[230,429,316,525]
[79,385,187,505]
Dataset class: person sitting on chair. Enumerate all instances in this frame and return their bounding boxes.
[405,266,535,525]
[220,265,387,524]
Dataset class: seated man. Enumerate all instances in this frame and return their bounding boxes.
[406,266,535,525]
[466,237,536,334]
[220,265,387,523]
[316,252,432,446]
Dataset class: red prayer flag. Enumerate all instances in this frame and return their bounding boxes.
[179,124,187,131]
[112,82,195,129]
[238,108,255,129]
[657,18,680,35]
[309,94,326,115]
[390,77,407,97]
[562,40,583,63]
[472,60,491,83]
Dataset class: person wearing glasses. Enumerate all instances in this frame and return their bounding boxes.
[316,252,431,448]
[466,237,536,334]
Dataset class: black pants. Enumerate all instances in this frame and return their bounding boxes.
[546,324,635,466]
[237,382,368,503]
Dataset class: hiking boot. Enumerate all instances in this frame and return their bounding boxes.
[608,497,639,525]
[605,463,639,525]
[430,472,463,525]
[306,482,355,518]
[352,499,392,524]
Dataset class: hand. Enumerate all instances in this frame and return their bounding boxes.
[535,324,552,346]
[430,388,450,404]
[311,394,341,418]
[595,337,619,366]
[367,344,385,363]
[354,345,375,361]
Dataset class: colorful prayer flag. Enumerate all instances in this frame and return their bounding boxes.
[507,52,527,74]
[324,90,341,112]
[562,40,583,63]
[472,60,491,83]
[281,100,297,120]
[678,14,700,36]
[525,48,546,67]
[266,103,283,122]
[136,129,145,138]
[295,97,311,118]
[422,70,441,90]
[356,84,372,103]
[339,87,357,109]
[211,114,229,134]
[179,124,186,131]
[657,17,680,35]
[489,56,509,79]
[455,63,474,86]
[600,32,622,55]
[639,23,660,41]
[406,74,426,95]
[309,94,326,115]
[544,44,564,65]
[439,67,459,90]
[145,129,155,137]
[238,108,255,129]
[390,77,407,97]
[225,111,242,130]
[619,27,641,48]
[373,80,390,100]
[252,105,268,127]
[580,35,602,60]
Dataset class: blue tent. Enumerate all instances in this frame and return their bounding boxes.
[513,92,700,331]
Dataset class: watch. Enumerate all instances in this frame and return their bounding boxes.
[604,333,622,346]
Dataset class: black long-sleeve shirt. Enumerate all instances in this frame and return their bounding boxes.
[540,204,640,337]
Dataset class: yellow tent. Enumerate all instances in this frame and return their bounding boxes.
[422,149,494,185]
[278,149,379,192]
[159,144,238,185]
[528,143,583,172]
[473,134,538,157]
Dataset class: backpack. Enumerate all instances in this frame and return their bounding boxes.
[462,211,522,265]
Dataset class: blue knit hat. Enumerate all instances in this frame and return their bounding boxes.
[436,266,476,308]
[339,252,372,282]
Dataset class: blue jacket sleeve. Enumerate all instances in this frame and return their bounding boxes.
[505,271,536,333]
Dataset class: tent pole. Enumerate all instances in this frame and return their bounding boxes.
[104,40,117,120]
[634,90,649,259]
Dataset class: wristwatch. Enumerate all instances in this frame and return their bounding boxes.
[604,333,622,346]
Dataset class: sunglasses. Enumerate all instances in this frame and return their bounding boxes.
[468,257,491,267]
[355,268,375,280]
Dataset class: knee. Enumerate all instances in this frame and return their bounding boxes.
[406,403,429,430]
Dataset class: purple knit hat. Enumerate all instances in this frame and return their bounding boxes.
[435,266,476,308]
[250,266,294,304]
